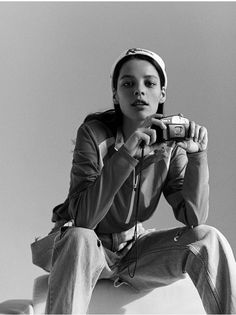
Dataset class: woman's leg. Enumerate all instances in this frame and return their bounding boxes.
[45,227,109,314]
[117,225,236,314]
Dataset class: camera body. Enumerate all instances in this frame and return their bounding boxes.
[152,114,190,143]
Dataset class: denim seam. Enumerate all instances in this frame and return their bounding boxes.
[188,244,223,314]
[47,246,61,313]
[47,272,54,313]
[47,236,73,313]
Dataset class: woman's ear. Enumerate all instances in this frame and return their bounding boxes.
[160,87,166,104]
[113,89,119,105]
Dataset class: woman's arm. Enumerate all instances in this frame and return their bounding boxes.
[68,123,138,229]
[163,147,209,226]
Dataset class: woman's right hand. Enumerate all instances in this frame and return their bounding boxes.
[124,114,167,158]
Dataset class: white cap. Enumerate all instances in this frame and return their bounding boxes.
[110,48,167,90]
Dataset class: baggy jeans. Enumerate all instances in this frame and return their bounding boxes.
[45,225,236,314]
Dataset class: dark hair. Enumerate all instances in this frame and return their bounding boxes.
[112,54,166,91]
[84,108,122,134]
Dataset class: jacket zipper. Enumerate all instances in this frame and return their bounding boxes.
[125,171,139,224]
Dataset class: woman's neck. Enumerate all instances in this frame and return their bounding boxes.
[122,117,143,141]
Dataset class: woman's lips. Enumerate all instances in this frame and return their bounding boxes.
[131,100,148,107]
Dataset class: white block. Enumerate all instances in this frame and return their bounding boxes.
[0,300,34,314]
[32,274,205,314]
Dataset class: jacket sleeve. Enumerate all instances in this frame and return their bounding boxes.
[68,123,138,229]
[163,146,209,226]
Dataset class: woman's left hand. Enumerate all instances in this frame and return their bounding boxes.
[176,121,208,153]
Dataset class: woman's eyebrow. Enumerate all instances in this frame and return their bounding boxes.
[119,75,134,80]
[119,74,159,80]
[144,75,159,80]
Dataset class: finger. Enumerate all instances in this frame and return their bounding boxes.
[143,114,165,129]
[153,113,164,119]
[198,126,207,143]
[199,131,208,151]
[189,121,196,139]
[139,128,157,147]
[145,128,157,146]
[151,117,167,130]
[194,124,201,142]
[137,131,152,147]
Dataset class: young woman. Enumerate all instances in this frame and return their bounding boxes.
[33,48,236,314]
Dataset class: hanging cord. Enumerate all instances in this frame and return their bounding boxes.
[128,145,145,278]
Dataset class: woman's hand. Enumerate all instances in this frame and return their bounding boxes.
[124,114,166,158]
[177,121,208,153]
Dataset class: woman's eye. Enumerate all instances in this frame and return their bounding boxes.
[122,81,133,87]
[145,81,157,87]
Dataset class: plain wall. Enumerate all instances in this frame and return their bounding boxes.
[0,2,236,301]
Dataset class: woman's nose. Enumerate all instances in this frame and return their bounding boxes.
[134,89,145,96]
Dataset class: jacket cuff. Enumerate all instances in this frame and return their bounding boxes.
[117,144,139,167]
[187,149,208,160]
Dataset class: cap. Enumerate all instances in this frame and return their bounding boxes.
[110,48,167,90]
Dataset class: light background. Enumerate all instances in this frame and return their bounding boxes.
[0,2,236,302]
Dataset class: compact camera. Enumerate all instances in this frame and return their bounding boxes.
[152,114,190,143]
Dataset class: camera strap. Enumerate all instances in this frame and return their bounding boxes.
[128,146,145,278]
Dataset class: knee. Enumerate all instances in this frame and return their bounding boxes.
[62,227,98,248]
[193,224,222,240]
[191,224,231,254]
[193,224,218,236]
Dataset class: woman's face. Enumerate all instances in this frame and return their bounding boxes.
[114,58,166,124]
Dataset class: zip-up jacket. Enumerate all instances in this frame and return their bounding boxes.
[52,118,209,242]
